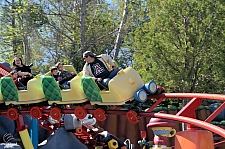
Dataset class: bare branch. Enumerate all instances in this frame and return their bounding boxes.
[113,0,129,59]
[87,28,118,45]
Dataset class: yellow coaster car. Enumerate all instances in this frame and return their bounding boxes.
[42,65,88,105]
[81,67,146,105]
[0,75,45,105]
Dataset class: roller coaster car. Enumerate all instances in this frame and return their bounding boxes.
[41,65,88,105]
[0,75,45,105]
[81,67,147,105]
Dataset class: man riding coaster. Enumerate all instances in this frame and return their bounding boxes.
[82,51,121,88]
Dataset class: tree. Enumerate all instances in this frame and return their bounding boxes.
[111,0,152,68]
[38,0,121,71]
[113,0,129,60]
[0,0,122,72]
[0,0,48,65]
[132,0,225,93]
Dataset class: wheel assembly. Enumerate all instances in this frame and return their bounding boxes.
[30,107,42,119]
[76,127,82,134]
[50,107,61,121]
[94,108,106,122]
[74,106,87,119]
[38,114,54,130]
[126,110,139,124]
[7,108,18,121]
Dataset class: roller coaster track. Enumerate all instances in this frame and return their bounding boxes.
[1,93,225,147]
[0,64,224,147]
[0,66,225,148]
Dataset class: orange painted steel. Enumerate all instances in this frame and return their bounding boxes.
[126,110,139,124]
[146,97,164,112]
[205,102,225,123]
[7,108,19,121]
[148,93,225,124]
[176,97,200,117]
[30,107,42,119]
[93,108,106,122]
[175,130,214,149]
[148,93,225,101]
[74,106,87,119]
[144,112,225,138]
[214,140,225,148]
[50,107,62,121]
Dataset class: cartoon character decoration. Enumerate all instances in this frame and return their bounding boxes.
[146,115,176,149]
[138,131,152,149]
[97,131,128,149]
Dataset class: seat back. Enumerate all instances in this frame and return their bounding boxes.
[0,77,19,102]
[81,78,102,102]
[41,76,62,101]
[63,65,77,74]
[44,65,77,76]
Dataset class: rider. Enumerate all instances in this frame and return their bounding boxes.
[9,70,21,89]
[12,57,33,86]
[50,66,60,81]
[55,62,76,89]
[49,66,69,89]
[56,62,75,80]
[82,51,121,87]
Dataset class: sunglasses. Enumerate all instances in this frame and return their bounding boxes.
[83,56,88,59]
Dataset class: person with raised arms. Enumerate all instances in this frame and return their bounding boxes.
[12,57,33,86]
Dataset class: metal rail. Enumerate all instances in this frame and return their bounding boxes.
[1,93,225,147]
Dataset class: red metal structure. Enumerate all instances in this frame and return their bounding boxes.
[1,86,225,147]
[3,62,224,147]
[0,63,11,77]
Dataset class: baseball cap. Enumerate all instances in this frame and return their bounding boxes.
[50,66,58,72]
[83,51,96,58]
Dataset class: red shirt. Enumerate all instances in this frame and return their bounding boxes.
[13,78,19,87]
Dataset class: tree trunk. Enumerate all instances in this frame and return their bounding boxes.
[80,0,86,55]
[12,0,17,55]
[23,36,30,65]
[113,0,129,60]
[24,0,30,65]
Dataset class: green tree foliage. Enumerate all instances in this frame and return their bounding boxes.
[1,0,225,95]
[35,0,121,72]
[132,0,225,93]
[0,0,48,55]
[0,0,122,73]
[0,0,49,74]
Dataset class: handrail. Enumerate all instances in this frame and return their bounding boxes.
[148,93,225,101]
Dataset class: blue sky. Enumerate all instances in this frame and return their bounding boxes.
[106,0,112,4]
